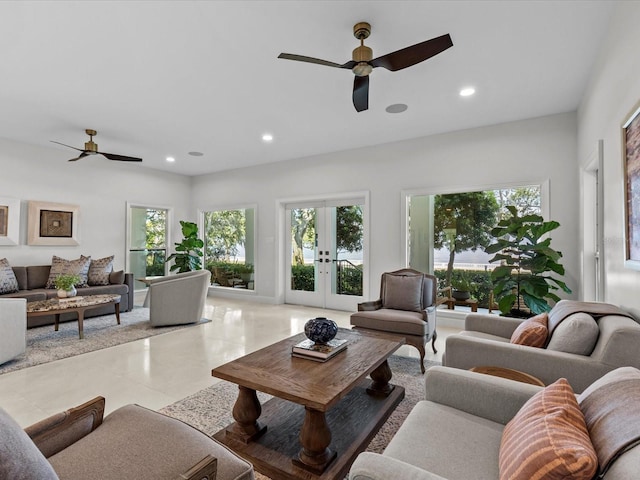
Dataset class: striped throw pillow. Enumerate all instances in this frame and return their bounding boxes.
[510,312,548,347]
[499,378,597,480]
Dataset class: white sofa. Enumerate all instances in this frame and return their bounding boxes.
[0,298,26,365]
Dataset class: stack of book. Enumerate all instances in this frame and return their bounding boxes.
[292,338,348,362]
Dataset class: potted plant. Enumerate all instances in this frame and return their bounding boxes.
[451,277,472,301]
[166,221,204,273]
[54,273,81,298]
[485,206,571,316]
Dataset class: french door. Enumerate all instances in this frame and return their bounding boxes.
[285,197,365,311]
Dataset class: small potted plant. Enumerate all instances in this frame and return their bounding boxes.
[54,273,81,298]
[451,277,472,301]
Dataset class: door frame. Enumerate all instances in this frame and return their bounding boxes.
[276,191,370,309]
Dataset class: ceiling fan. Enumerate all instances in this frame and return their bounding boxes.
[278,22,453,112]
[51,129,143,162]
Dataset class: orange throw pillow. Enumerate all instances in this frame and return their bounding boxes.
[510,312,548,347]
[499,378,598,480]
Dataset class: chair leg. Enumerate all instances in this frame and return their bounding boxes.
[416,343,426,374]
[431,330,438,354]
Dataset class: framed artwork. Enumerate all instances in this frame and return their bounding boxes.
[623,102,640,269]
[0,197,20,246]
[27,201,80,246]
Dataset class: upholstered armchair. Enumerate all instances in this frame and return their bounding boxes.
[148,270,211,326]
[444,300,640,393]
[350,268,437,373]
[0,298,26,365]
[1,396,254,480]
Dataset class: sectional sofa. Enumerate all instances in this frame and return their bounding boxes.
[1,265,133,328]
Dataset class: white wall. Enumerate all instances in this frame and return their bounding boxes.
[0,138,191,270]
[578,1,640,311]
[193,112,579,303]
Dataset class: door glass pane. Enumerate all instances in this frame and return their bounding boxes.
[290,208,317,292]
[204,208,255,290]
[332,205,363,296]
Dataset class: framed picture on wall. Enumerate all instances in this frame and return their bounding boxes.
[623,102,640,269]
[0,197,20,246]
[27,201,80,246]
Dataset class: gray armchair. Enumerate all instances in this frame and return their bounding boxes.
[148,270,211,327]
[350,268,437,373]
[0,396,254,480]
[443,300,640,393]
[0,298,26,365]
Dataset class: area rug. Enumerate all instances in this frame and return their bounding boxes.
[0,308,210,375]
[160,355,440,480]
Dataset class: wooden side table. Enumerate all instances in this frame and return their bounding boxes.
[444,298,478,312]
[469,366,545,387]
[136,276,163,307]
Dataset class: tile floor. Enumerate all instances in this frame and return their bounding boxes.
[0,294,460,427]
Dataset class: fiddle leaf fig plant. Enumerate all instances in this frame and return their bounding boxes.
[485,206,571,316]
[166,220,204,273]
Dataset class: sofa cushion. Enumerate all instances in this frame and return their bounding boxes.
[509,313,548,348]
[382,273,423,312]
[109,270,125,285]
[499,378,597,480]
[0,407,60,480]
[26,265,51,289]
[578,367,640,477]
[45,255,91,288]
[48,404,253,480]
[87,255,114,286]
[546,313,599,355]
[0,258,19,294]
[351,308,427,336]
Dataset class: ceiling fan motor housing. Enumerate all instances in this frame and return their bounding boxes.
[352,22,373,76]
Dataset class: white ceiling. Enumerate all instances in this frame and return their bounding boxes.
[0,1,613,176]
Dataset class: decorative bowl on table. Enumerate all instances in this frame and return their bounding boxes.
[304,317,338,344]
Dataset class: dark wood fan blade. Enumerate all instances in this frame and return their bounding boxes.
[51,140,84,152]
[68,152,90,162]
[99,151,143,162]
[278,53,356,70]
[353,75,369,112]
[370,34,453,71]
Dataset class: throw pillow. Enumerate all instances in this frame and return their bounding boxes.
[578,367,640,477]
[509,312,548,347]
[0,258,19,294]
[45,255,91,289]
[87,255,114,286]
[382,273,423,312]
[0,407,60,480]
[499,378,598,480]
[546,313,599,355]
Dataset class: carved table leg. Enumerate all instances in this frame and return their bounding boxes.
[226,386,266,444]
[367,359,395,397]
[293,407,337,474]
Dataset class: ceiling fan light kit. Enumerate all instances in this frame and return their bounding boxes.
[278,21,453,112]
[51,129,143,163]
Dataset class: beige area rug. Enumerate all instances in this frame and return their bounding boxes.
[160,355,440,480]
[0,307,210,375]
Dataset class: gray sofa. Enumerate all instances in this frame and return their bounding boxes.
[1,265,133,328]
[443,300,640,393]
[349,366,640,480]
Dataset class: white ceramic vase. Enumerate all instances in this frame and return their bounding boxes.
[57,286,77,298]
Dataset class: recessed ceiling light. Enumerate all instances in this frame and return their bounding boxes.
[166,156,175,162]
[188,151,204,157]
[262,133,274,142]
[460,87,476,97]
[385,103,408,114]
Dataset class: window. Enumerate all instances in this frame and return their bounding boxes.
[406,185,542,309]
[203,207,255,290]
[127,205,169,289]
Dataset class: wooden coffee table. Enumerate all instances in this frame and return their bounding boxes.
[212,328,405,480]
[26,294,121,339]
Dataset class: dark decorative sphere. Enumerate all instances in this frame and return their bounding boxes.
[304,317,338,344]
